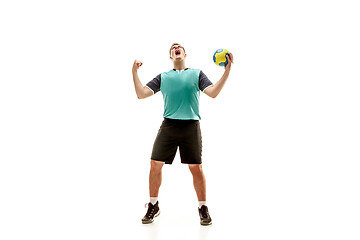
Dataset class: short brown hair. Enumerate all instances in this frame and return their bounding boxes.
[169,43,185,55]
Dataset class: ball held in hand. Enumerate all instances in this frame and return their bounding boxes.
[213,49,230,67]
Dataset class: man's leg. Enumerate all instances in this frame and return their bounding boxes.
[149,160,165,198]
[188,164,206,201]
[189,164,212,225]
[142,160,164,224]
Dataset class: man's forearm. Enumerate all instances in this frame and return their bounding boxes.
[132,70,145,99]
[206,70,230,98]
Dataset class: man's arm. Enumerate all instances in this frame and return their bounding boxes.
[132,60,154,99]
[204,53,233,98]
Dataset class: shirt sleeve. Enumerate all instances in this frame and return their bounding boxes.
[145,74,161,94]
[199,70,213,92]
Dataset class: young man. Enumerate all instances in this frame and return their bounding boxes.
[132,43,233,225]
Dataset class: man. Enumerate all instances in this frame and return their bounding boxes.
[132,43,233,225]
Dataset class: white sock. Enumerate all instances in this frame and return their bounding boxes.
[199,201,206,208]
[150,197,158,205]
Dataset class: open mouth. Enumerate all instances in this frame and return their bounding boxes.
[175,49,181,56]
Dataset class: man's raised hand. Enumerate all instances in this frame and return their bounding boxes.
[133,60,143,72]
[225,53,233,72]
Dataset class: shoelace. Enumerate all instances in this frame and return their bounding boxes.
[144,203,156,218]
[200,207,208,218]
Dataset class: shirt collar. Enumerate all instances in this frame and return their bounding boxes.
[173,68,189,71]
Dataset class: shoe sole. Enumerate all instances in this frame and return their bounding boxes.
[200,221,212,226]
[142,210,160,224]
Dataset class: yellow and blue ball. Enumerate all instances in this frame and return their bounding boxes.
[213,49,230,66]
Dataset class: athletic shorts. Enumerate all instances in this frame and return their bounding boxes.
[151,118,202,164]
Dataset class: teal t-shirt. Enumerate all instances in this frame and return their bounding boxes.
[146,68,213,120]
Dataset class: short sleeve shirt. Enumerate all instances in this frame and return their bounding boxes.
[146,68,213,120]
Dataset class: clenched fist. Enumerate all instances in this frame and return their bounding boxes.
[132,60,143,72]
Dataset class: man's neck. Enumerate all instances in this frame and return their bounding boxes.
[173,60,186,70]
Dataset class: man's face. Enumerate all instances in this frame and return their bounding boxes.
[170,45,186,60]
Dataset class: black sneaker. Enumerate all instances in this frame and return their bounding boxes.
[142,201,160,224]
[198,205,212,225]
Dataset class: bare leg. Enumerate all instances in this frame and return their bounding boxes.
[188,164,206,201]
[149,160,165,197]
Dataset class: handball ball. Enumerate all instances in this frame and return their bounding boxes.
[213,49,230,66]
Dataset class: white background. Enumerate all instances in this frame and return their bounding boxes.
[1,0,359,239]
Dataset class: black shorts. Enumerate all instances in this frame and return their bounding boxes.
[151,118,202,164]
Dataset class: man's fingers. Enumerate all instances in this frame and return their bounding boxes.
[224,53,233,70]
[227,53,234,63]
[134,60,143,68]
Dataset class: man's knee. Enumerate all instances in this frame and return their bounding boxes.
[188,164,203,174]
[150,160,164,171]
